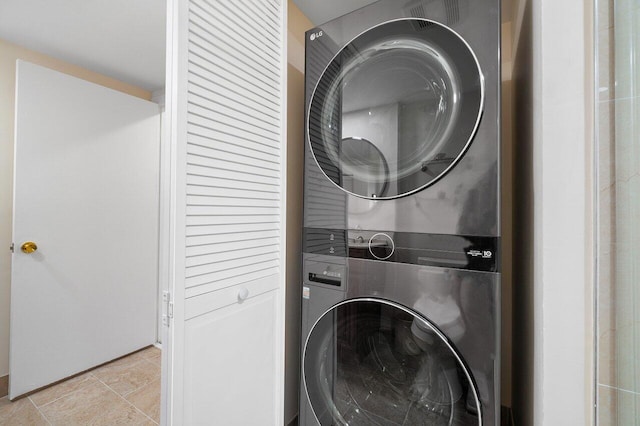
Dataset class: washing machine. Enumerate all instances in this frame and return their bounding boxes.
[301,0,500,424]
[300,251,499,425]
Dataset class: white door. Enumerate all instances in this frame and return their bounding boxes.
[163,0,286,424]
[10,61,160,399]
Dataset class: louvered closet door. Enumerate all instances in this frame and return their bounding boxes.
[163,0,286,424]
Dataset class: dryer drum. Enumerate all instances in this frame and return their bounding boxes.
[303,298,482,425]
[307,18,484,200]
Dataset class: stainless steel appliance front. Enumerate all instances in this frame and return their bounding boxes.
[300,255,499,425]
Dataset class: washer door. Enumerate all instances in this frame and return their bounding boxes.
[304,299,481,425]
[308,19,483,199]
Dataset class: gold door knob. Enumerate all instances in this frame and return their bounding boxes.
[21,241,38,254]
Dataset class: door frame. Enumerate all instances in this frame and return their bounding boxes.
[152,90,170,345]
[160,0,188,420]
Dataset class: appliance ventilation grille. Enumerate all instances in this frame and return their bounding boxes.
[406,0,461,27]
[409,4,434,29]
[444,0,460,24]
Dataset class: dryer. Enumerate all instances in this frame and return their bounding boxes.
[304,0,500,238]
[300,0,501,425]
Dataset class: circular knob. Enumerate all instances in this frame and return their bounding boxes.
[369,233,394,260]
[237,287,249,302]
[20,241,38,254]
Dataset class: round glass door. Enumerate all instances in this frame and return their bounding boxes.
[308,19,483,199]
[304,299,481,425]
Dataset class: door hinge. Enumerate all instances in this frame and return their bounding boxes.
[162,291,173,326]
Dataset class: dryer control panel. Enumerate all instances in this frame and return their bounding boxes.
[303,227,499,272]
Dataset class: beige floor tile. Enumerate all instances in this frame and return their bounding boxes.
[139,359,161,381]
[30,373,98,407]
[125,378,161,423]
[93,356,161,397]
[38,381,154,425]
[144,353,161,369]
[138,346,161,361]
[136,347,161,368]
[0,396,49,426]
[121,347,157,364]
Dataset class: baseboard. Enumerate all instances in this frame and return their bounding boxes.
[501,405,515,426]
[0,375,8,398]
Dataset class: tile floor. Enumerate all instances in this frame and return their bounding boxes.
[0,346,161,425]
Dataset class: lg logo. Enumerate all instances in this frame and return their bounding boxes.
[309,30,324,41]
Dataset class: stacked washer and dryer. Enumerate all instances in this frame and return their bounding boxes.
[299,0,500,425]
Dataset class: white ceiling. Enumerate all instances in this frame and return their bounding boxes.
[293,0,379,25]
[0,0,166,92]
[294,0,513,25]
[0,0,511,93]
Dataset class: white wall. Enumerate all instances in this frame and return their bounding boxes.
[511,0,595,424]
[0,38,152,383]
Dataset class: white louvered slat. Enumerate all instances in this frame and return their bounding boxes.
[189,4,280,71]
[186,177,278,195]
[186,259,280,289]
[186,205,280,222]
[187,143,279,171]
[186,245,278,270]
[188,90,279,134]
[183,0,283,295]
[187,164,279,185]
[195,0,280,60]
[186,196,279,209]
[188,103,279,142]
[187,153,280,179]
[186,216,281,227]
[188,53,278,104]
[242,0,280,30]
[188,34,279,94]
[187,185,279,201]
[186,223,280,237]
[188,76,279,119]
[188,114,280,152]
[189,9,280,81]
[186,234,280,255]
[186,248,279,274]
[187,126,280,159]
[188,138,278,166]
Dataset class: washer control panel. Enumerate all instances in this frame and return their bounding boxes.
[304,258,346,288]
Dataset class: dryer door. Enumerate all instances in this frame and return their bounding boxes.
[303,298,481,425]
[308,18,483,200]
